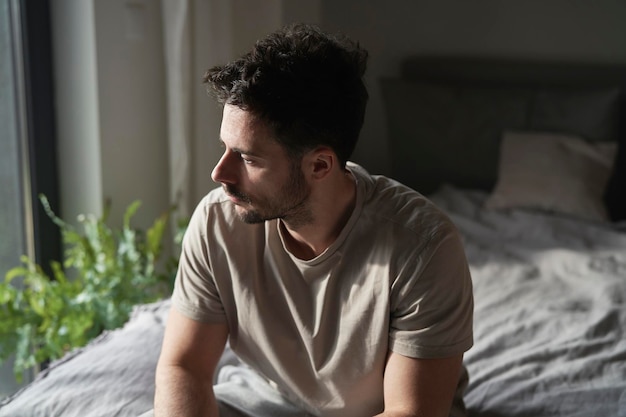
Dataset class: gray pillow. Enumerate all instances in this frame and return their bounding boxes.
[485,130,617,222]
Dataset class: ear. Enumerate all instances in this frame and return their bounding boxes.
[305,147,336,180]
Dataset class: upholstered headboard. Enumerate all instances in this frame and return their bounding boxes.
[381,55,626,221]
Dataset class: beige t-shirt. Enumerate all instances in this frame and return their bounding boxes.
[172,162,474,417]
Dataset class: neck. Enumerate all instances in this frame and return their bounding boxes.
[281,169,356,260]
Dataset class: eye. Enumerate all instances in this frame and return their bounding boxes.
[239,154,254,165]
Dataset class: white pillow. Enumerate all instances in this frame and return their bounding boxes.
[485,131,617,222]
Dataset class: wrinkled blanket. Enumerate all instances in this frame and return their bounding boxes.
[431,186,626,417]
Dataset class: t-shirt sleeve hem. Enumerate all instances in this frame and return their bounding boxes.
[172,293,228,324]
[388,335,474,359]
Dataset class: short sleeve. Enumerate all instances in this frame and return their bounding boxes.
[171,197,227,323]
[389,225,474,358]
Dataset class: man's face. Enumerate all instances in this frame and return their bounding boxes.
[211,104,311,225]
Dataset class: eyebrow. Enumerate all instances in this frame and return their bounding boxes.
[219,138,262,158]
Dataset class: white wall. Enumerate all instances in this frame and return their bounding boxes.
[321,0,626,176]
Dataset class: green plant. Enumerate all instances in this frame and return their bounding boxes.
[0,195,185,382]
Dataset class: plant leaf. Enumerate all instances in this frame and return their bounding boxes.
[123,200,142,230]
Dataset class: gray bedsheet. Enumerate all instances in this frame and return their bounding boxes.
[431,186,626,417]
[1,186,625,417]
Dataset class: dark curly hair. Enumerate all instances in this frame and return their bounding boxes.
[203,23,369,167]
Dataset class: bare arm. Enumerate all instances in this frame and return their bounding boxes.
[374,351,464,417]
[154,306,229,417]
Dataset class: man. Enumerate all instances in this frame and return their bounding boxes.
[153,23,473,417]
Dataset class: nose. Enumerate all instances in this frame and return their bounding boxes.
[211,150,237,185]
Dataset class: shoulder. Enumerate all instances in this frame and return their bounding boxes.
[349,163,458,248]
[195,186,230,213]
[185,187,257,242]
[189,187,236,226]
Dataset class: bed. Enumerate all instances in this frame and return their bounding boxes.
[1,56,625,417]
[382,56,626,417]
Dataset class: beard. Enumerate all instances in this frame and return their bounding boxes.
[224,160,312,227]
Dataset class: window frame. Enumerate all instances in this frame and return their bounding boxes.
[18,0,61,271]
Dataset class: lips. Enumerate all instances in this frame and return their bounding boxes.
[227,193,243,204]
[224,186,250,204]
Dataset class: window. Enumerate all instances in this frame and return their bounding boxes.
[0,0,60,396]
